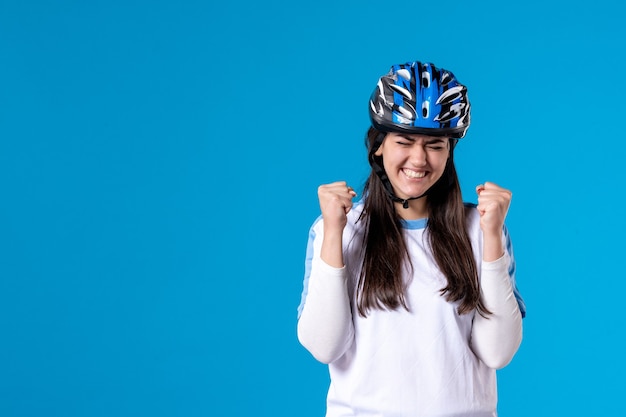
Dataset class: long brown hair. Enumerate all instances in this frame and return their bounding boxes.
[356,127,490,317]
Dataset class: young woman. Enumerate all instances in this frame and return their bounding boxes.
[297,61,526,417]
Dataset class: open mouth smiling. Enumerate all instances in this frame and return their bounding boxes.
[402,168,427,179]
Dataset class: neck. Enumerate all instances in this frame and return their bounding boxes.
[395,197,428,220]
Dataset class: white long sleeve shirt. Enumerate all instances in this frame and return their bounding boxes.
[297,202,525,417]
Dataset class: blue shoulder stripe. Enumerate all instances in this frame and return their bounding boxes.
[466,202,526,318]
[503,225,527,318]
[297,217,321,318]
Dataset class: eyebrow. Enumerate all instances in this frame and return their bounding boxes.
[399,135,447,144]
[425,138,447,144]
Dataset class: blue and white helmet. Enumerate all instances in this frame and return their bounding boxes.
[369,61,471,138]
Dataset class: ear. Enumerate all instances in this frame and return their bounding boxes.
[447,138,457,159]
[373,141,384,157]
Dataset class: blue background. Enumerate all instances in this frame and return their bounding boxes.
[1,0,624,416]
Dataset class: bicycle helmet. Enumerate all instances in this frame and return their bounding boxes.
[369,61,470,138]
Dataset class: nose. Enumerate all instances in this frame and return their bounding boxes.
[409,144,427,166]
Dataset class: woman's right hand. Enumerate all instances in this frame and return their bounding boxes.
[318,181,357,233]
[318,181,357,268]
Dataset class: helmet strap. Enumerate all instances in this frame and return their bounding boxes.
[392,194,427,209]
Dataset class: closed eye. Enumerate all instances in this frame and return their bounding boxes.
[425,140,447,151]
[396,135,416,146]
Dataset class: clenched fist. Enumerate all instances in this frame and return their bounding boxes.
[318,181,357,233]
[476,182,512,261]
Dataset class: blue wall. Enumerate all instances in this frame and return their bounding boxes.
[1,0,624,415]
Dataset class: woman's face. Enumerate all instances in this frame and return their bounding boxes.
[374,132,451,201]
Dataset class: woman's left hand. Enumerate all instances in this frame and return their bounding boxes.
[476,182,512,237]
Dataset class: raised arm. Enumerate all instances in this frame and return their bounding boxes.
[470,182,523,369]
[297,182,357,364]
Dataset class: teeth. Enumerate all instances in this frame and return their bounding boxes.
[403,169,426,179]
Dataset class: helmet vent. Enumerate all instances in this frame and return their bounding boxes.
[397,69,411,81]
[422,101,429,118]
[421,71,430,88]
[441,72,453,86]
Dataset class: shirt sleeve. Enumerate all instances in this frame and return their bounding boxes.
[296,224,355,364]
[470,254,523,369]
